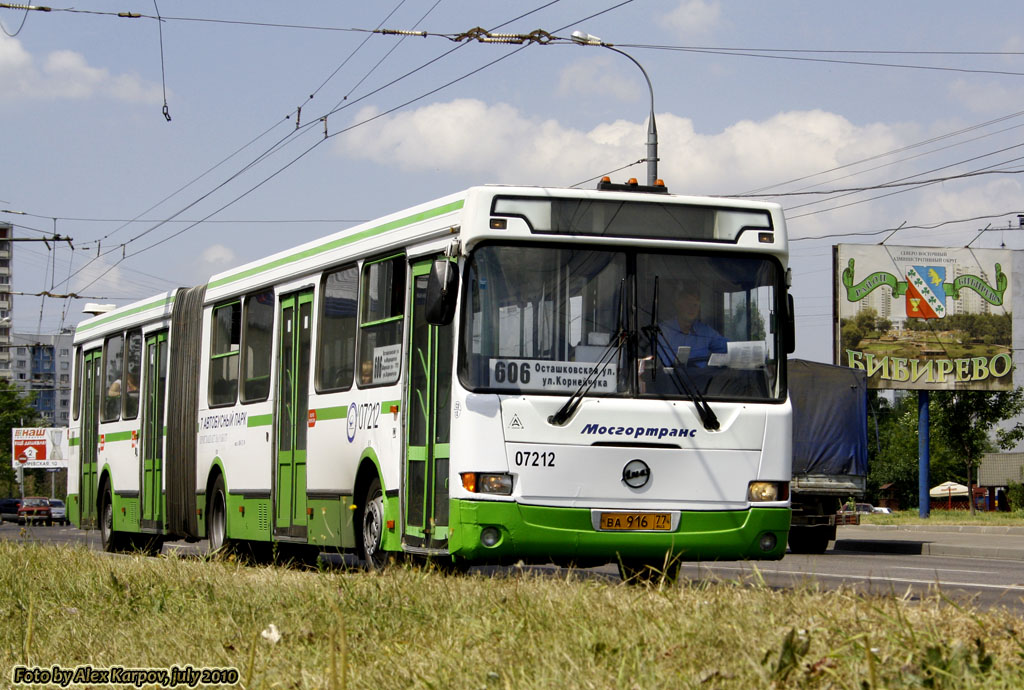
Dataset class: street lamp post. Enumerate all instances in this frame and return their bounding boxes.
[571,32,659,186]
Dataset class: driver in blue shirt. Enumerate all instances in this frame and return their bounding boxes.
[657,281,728,367]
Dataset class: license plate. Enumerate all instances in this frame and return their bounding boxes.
[598,512,672,531]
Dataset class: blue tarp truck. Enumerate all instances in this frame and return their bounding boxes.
[787,359,869,554]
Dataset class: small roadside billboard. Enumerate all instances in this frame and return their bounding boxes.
[11,427,69,469]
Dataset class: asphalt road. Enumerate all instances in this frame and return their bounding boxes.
[4,521,1023,611]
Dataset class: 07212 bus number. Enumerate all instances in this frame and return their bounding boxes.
[514,450,555,467]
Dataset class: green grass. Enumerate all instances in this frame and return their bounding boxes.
[861,509,1024,527]
[3,541,1024,688]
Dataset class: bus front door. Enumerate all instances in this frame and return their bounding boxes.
[79,349,102,529]
[404,259,454,551]
[274,290,313,538]
[141,331,168,529]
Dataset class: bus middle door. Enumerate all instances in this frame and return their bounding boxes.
[141,331,168,529]
[274,290,313,539]
[403,258,454,551]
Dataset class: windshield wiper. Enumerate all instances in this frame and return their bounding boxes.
[550,281,627,426]
[656,331,720,431]
[640,275,719,431]
[640,276,661,381]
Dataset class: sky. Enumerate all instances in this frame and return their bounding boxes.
[3,0,1024,364]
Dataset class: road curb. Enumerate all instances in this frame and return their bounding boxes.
[853,524,1024,535]
[833,539,1024,561]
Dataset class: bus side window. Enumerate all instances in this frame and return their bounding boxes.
[317,264,358,392]
[101,334,123,422]
[210,301,241,406]
[72,346,83,421]
[358,254,405,387]
[122,329,143,419]
[241,290,274,403]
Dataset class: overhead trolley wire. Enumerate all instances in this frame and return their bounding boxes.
[614,42,1024,78]
[71,0,621,294]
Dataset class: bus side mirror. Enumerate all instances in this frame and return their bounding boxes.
[784,293,796,354]
[426,259,459,326]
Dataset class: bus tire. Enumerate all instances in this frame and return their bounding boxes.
[359,476,388,570]
[208,474,229,556]
[99,486,127,553]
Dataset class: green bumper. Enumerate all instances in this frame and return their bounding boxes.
[449,500,790,563]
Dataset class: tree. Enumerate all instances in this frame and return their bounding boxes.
[930,387,1024,515]
[0,379,44,497]
[867,392,964,510]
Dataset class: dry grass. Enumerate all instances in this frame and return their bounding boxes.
[2,541,1024,688]
[862,509,1024,527]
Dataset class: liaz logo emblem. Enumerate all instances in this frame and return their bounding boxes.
[621,459,651,489]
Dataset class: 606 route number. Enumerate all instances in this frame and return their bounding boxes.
[494,361,531,384]
[514,450,555,467]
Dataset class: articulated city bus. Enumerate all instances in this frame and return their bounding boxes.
[68,179,795,578]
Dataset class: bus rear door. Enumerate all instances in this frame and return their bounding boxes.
[79,349,102,528]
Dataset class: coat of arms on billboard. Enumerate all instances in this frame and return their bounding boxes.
[835,245,1012,391]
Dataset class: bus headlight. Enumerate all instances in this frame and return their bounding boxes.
[461,472,513,496]
[748,481,789,502]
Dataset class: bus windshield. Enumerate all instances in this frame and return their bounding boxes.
[459,244,785,401]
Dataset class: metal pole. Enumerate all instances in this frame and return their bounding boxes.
[604,45,658,186]
[918,390,930,518]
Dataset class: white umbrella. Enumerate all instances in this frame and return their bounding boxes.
[929,481,968,498]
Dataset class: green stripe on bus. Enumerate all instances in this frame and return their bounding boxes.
[247,414,273,427]
[314,406,348,421]
[207,200,464,291]
[76,294,176,333]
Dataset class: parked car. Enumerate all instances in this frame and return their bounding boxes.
[17,497,52,525]
[48,498,67,525]
[838,502,876,515]
[0,498,21,523]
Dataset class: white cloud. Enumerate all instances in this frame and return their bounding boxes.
[335,99,902,198]
[948,78,1024,115]
[199,244,236,269]
[662,0,722,39]
[558,56,643,102]
[335,96,1022,249]
[0,34,162,102]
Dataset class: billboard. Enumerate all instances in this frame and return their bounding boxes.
[11,427,69,469]
[835,244,1012,390]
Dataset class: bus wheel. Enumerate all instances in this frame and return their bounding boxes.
[208,475,229,555]
[99,488,127,553]
[359,477,388,570]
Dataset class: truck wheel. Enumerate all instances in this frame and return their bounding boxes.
[788,526,832,554]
